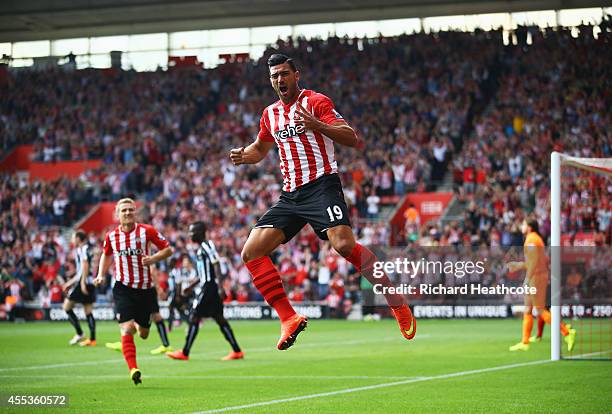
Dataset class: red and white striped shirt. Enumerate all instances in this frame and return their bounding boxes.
[103,223,170,289]
[258,89,344,192]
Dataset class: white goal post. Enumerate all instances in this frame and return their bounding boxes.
[550,152,612,360]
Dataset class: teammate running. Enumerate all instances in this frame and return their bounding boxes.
[93,198,174,385]
[229,54,416,350]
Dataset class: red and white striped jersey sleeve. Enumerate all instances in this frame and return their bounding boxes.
[143,224,170,250]
[311,93,345,125]
[257,112,275,143]
[103,232,113,256]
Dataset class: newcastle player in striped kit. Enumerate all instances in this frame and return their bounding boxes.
[62,230,96,347]
[94,198,174,385]
[229,54,416,350]
[167,256,196,331]
[167,221,243,361]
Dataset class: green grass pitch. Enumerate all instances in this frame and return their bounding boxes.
[0,319,610,413]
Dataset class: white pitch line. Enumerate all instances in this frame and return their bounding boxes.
[0,358,123,372]
[563,350,612,359]
[0,336,423,373]
[192,359,554,414]
[0,374,425,381]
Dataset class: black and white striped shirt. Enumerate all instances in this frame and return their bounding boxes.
[168,266,197,295]
[74,244,94,284]
[194,240,220,288]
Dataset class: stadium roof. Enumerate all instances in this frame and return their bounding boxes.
[1,0,610,42]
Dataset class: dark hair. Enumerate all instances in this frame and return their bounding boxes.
[190,221,206,232]
[267,54,297,71]
[74,230,87,241]
[525,217,540,236]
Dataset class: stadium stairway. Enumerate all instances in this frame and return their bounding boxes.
[437,168,455,192]
[440,196,465,226]
[379,204,399,222]
[436,49,504,228]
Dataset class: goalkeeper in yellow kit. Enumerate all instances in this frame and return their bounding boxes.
[507,217,576,352]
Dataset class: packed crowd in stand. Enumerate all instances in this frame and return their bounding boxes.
[1,23,610,315]
[446,24,610,249]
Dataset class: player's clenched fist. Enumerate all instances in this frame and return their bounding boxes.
[229,147,245,165]
[93,275,104,287]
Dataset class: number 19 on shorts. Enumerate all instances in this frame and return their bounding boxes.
[326,205,343,222]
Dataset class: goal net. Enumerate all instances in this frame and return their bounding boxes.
[550,152,612,360]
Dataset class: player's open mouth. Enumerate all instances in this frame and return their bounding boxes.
[279,85,288,94]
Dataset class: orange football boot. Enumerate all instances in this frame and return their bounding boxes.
[222,351,244,361]
[167,350,189,360]
[79,339,96,347]
[391,305,417,340]
[277,314,308,350]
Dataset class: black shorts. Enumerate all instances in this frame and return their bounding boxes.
[171,293,192,309]
[191,286,223,318]
[254,173,351,243]
[112,282,158,328]
[68,284,96,304]
[151,294,160,314]
[168,290,180,307]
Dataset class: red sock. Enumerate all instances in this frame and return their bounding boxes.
[246,257,296,322]
[121,334,137,370]
[537,314,545,338]
[344,243,406,308]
